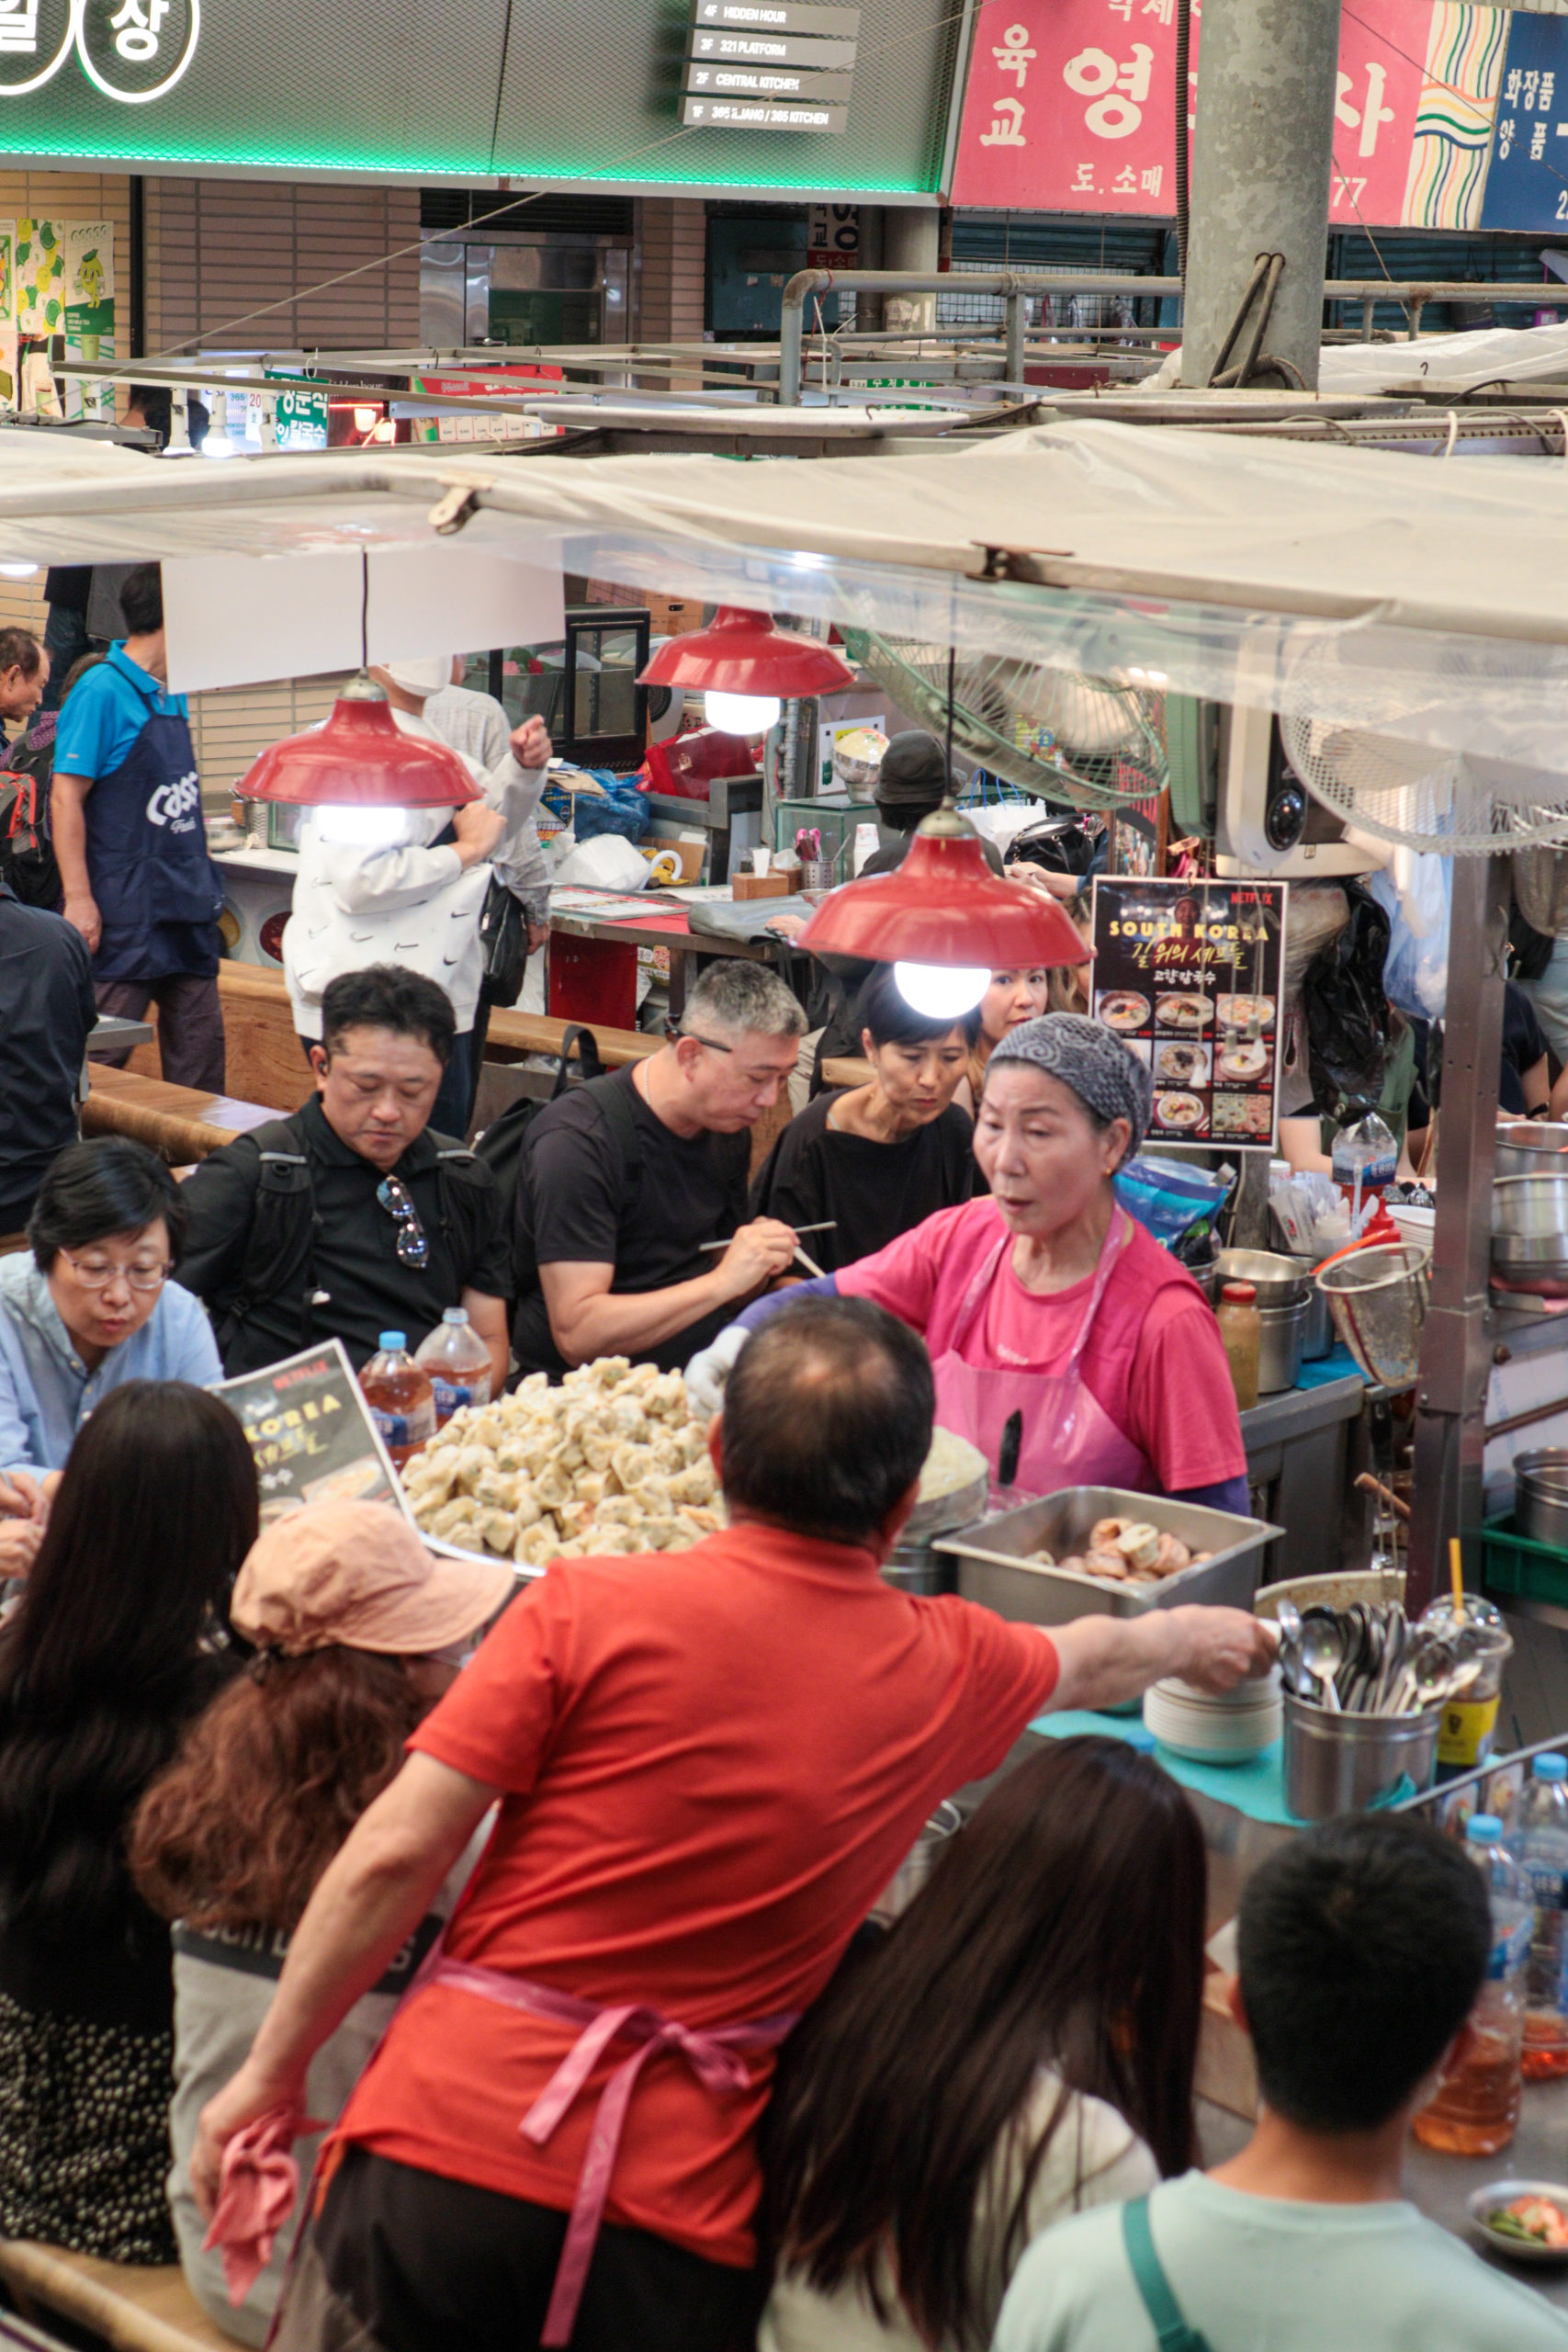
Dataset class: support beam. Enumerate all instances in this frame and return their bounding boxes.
[1179,0,1342,390]
[881,209,940,337]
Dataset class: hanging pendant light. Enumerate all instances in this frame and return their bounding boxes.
[238,554,479,829]
[796,641,1091,1008]
[637,605,855,733]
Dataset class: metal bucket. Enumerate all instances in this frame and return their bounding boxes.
[872,1799,963,1922]
[880,1542,956,1597]
[1281,1690,1441,1820]
[1206,1249,1311,1311]
[1496,1123,1568,1180]
[1314,1244,1430,1390]
[1517,1449,1568,1552]
[1257,1297,1308,1394]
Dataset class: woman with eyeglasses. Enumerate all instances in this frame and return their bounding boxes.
[0,1138,220,1580]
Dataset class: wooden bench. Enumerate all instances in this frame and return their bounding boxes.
[0,2240,234,2352]
[83,1067,280,1167]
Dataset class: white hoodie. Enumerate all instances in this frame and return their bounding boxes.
[283,704,547,1036]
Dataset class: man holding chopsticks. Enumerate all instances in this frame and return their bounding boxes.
[510,964,811,1379]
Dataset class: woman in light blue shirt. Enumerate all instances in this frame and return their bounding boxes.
[0,1138,219,1574]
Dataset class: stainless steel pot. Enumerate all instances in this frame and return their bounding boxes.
[1496,1123,1568,1180]
[1206,1248,1311,1310]
[873,1799,963,1921]
[1292,1261,1335,1361]
[1257,1297,1308,1395]
[1494,1172,1568,1241]
[1517,1450,1568,1552]
[880,1542,957,1597]
[1282,1691,1441,1820]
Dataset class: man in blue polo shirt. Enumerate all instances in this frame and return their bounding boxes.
[51,560,226,1090]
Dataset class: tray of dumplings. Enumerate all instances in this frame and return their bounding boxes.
[934,1487,1281,1627]
[401,1359,723,1572]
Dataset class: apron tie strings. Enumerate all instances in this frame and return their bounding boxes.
[424,1951,796,2346]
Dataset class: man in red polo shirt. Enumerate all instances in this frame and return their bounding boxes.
[193,1296,1272,2352]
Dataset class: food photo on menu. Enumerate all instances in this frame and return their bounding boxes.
[1089,878,1288,1149]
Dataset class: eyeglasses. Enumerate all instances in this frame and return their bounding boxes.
[376,1175,430,1268]
[668,1024,732,1055]
[59,1250,172,1294]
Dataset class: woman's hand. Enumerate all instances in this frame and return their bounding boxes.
[191,2054,308,2222]
[0,1517,41,1580]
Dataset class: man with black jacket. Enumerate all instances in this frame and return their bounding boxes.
[175,966,510,1383]
[0,878,96,1236]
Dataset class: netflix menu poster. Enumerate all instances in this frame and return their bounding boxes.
[1089,877,1288,1149]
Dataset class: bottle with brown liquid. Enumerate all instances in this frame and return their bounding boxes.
[1215,1281,1261,1414]
[1414,1816,1530,2156]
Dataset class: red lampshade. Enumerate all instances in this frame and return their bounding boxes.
[637,605,855,698]
[240,675,480,807]
[795,823,1094,968]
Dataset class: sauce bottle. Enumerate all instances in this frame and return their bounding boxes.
[1215,1280,1261,1413]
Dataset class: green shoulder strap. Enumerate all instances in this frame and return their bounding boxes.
[1121,2199,1214,2352]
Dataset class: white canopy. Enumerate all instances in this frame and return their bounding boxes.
[6,418,1568,773]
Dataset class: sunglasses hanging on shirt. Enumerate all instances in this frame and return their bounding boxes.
[377,1175,430,1269]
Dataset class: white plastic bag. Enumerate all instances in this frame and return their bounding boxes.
[551,833,652,891]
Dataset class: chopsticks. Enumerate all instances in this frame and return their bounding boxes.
[700,1221,834,1282]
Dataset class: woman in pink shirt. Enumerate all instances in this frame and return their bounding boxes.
[695,1014,1247,1507]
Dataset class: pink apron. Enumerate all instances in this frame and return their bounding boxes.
[931,1207,1153,1495]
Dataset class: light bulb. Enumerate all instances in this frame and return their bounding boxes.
[0,560,38,580]
[894,962,991,1018]
[354,404,379,434]
[705,690,782,735]
[313,804,411,848]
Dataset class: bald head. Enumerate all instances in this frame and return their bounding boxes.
[719,1297,934,1546]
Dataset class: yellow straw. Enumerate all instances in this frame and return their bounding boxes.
[1450,1536,1465,1621]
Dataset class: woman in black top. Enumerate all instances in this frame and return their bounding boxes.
[0,1379,257,2261]
[751,966,976,1272]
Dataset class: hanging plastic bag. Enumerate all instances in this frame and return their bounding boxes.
[1303,881,1392,1119]
[1115,1154,1234,1250]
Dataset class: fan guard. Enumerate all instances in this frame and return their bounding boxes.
[842,628,1168,811]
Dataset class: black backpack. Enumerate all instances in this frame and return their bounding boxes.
[477,1026,644,1304]
[210,1113,498,1359]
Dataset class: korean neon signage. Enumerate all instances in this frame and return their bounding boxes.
[0,0,198,102]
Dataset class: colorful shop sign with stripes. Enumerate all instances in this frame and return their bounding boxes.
[952,0,1568,234]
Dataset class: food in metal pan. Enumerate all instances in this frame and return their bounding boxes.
[401,1360,725,1566]
[1156,1091,1206,1131]
[1096,989,1151,1032]
[1155,992,1213,1030]
[1029,1516,1212,1586]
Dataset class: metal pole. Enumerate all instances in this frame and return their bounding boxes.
[1179,0,1342,389]
[1408,854,1509,1611]
[1005,291,1027,384]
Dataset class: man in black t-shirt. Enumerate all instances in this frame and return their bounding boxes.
[512,962,807,1377]
[177,967,511,1381]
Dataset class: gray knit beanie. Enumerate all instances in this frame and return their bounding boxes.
[987,1012,1152,1158]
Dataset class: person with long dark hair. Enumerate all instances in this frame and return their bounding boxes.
[760,1736,1207,2352]
[131,1501,511,2344]
[0,1380,257,2260]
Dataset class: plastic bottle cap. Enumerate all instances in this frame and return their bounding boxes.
[378,1331,406,1351]
[1467,1814,1504,1845]
[443,1308,469,1325]
[1221,1282,1258,1303]
[1536,1754,1568,1783]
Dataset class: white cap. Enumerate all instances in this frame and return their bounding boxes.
[380,654,454,697]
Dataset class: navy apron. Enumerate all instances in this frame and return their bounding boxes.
[85,692,223,982]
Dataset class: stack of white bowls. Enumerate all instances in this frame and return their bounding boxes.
[1144,1667,1281,1766]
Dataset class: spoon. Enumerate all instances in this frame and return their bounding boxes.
[1300,1614,1345,1713]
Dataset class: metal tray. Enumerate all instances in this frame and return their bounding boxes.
[934,1487,1282,1626]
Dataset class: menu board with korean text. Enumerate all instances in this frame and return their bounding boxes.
[209,1339,412,1528]
[1089,876,1287,1149]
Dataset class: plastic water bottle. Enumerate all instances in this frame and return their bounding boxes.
[358,1332,436,1469]
[415,1308,493,1427]
[1518,1756,1568,2079]
[1414,1815,1532,2154]
[1330,1111,1397,1236]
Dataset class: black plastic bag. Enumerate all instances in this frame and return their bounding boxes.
[1303,881,1392,1119]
